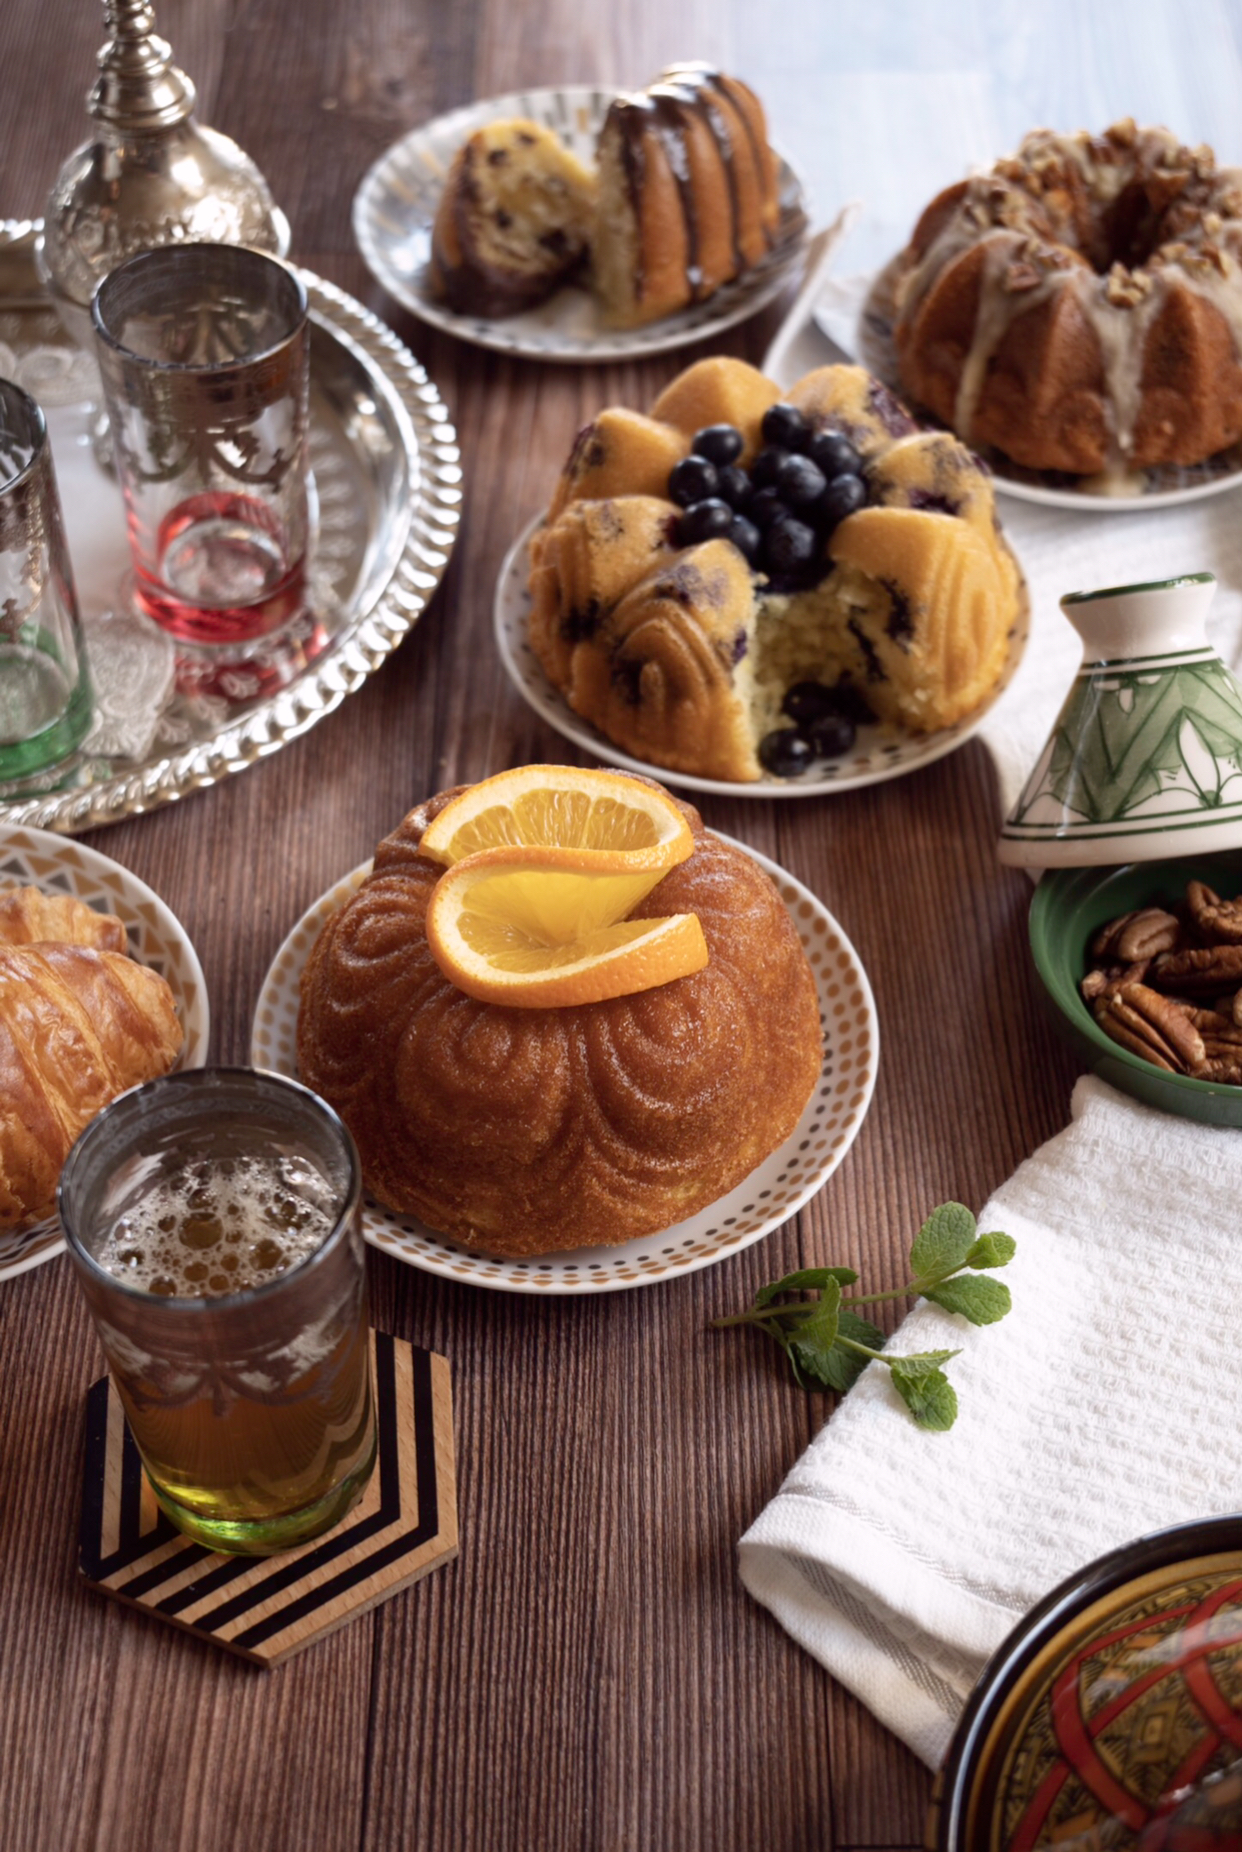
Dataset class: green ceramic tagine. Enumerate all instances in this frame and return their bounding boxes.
[999,574,1242,869]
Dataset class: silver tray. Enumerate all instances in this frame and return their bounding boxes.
[0,221,461,833]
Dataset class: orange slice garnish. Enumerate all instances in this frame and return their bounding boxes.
[423,845,709,1008]
[418,764,694,872]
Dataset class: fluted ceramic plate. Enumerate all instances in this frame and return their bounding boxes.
[352,84,809,362]
[494,513,1030,798]
[0,824,210,1281]
[251,839,877,1295]
[0,221,461,833]
[812,256,1242,511]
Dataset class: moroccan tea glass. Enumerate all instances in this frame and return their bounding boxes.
[91,244,310,654]
[60,1068,376,1556]
[0,377,92,786]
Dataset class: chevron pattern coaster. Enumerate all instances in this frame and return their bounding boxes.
[79,1333,456,1666]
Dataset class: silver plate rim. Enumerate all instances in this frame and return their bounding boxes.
[0,221,463,836]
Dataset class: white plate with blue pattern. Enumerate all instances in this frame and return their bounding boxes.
[352,83,810,362]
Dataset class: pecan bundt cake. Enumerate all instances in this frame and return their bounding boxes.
[297,784,823,1256]
[429,65,783,326]
[892,122,1242,475]
[528,358,1024,782]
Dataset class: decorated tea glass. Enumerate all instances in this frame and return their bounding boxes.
[0,376,92,787]
[91,244,309,656]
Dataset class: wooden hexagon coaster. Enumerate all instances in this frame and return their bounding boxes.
[79,1332,456,1665]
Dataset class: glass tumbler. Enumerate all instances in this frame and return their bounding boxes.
[0,377,92,784]
[91,244,310,653]
[60,1068,376,1556]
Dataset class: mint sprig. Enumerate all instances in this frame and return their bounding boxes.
[710,1203,1015,1431]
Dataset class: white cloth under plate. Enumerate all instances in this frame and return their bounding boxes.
[739,1076,1242,1769]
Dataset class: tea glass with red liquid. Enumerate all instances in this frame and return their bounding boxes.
[91,245,310,664]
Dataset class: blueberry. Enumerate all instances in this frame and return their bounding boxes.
[761,403,810,451]
[691,423,744,466]
[806,429,863,479]
[782,680,839,727]
[809,473,868,531]
[774,453,828,508]
[715,464,752,510]
[750,445,788,489]
[807,712,857,758]
[763,517,817,576]
[678,497,734,545]
[747,485,785,530]
[728,516,761,565]
[668,455,718,508]
[758,728,815,777]
[830,680,874,724]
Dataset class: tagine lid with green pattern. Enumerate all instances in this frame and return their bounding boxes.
[999,575,1242,868]
[927,1515,1242,1850]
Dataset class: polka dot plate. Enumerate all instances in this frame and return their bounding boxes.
[495,513,1031,799]
[352,84,809,363]
[0,824,210,1281]
[250,838,877,1295]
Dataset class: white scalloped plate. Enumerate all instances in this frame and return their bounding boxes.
[0,825,210,1281]
[494,513,1030,798]
[352,83,809,363]
[251,838,877,1294]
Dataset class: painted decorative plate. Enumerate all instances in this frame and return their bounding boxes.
[494,513,1030,799]
[812,258,1242,512]
[352,83,809,363]
[251,839,878,1295]
[0,825,210,1281]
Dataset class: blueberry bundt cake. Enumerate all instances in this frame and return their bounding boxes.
[297,782,823,1256]
[892,122,1242,475]
[429,118,596,316]
[429,66,783,326]
[528,359,1024,783]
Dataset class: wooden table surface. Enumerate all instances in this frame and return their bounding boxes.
[3,3,1238,1848]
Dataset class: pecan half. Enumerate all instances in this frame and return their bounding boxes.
[1115,908,1181,961]
[1094,984,1205,1073]
[1080,959,1151,1003]
[1192,1057,1242,1084]
[1150,945,1242,993]
[1185,881,1242,943]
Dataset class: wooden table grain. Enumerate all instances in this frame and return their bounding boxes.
[3,3,1236,1848]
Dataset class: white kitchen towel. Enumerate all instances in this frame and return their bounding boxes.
[738,1076,1242,1770]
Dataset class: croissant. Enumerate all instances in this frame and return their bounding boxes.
[0,943,183,1229]
[0,885,127,953]
[298,785,823,1256]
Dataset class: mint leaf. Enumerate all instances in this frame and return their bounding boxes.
[788,1278,841,1382]
[809,1310,887,1393]
[924,1276,1012,1325]
[890,1365,958,1431]
[965,1232,1016,1270]
[884,1348,959,1377]
[909,1202,977,1280]
[754,1266,858,1307]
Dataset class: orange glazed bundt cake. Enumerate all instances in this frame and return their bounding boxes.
[296,781,823,1256]
[528,358,1024,782]
[891,121,1242,475]
[429,66,782,325]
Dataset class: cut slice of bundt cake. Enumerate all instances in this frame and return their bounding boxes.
[429,118,596,317]
[593,65,782,328]
[528,359,1025,782]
